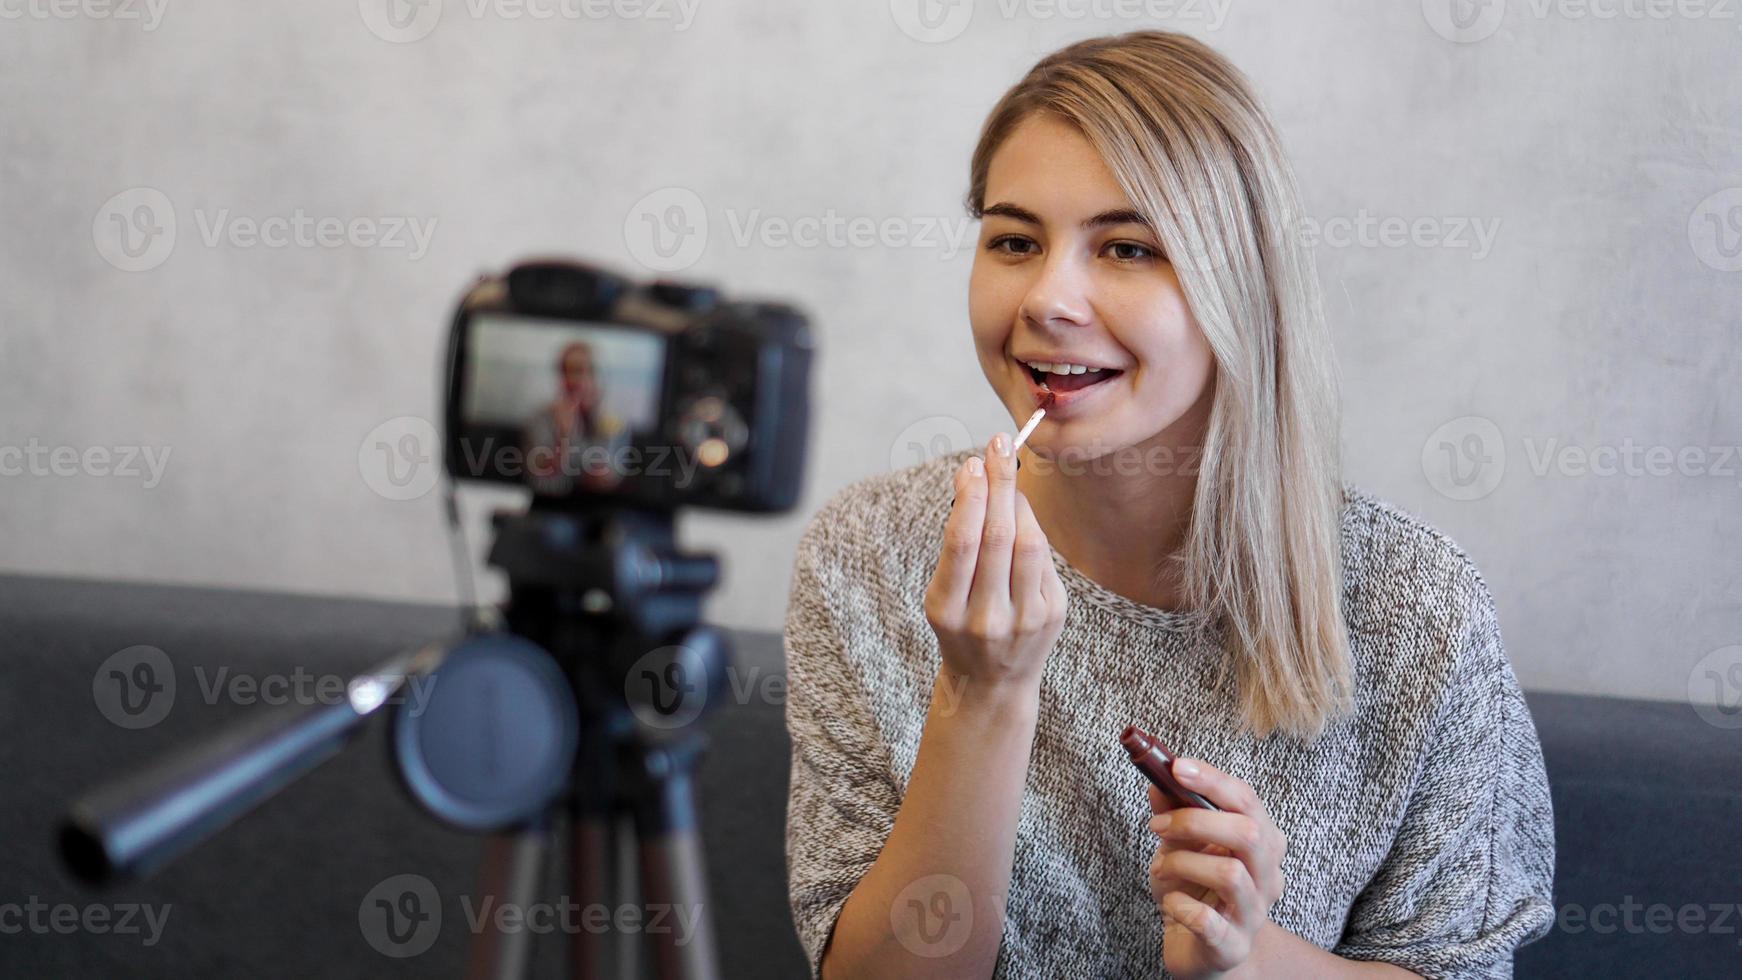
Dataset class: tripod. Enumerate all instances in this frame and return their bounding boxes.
[61,502,732,980]
[451,505,729,980]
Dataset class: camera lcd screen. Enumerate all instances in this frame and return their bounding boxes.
[455,313,665,494]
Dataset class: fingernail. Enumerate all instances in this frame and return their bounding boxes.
[1151,814,1172,835]
[967,456,984,476]
[1174,760,1200,780]
[992,433,1010,457]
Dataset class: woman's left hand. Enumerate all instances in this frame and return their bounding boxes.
[1146,760,1288,979]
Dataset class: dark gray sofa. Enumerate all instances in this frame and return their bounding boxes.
[3,575,1737,978]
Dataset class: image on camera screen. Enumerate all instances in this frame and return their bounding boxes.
[458,313,665,495]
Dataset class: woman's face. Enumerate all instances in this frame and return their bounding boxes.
[560,347,599,406]
[969,113,1216,462]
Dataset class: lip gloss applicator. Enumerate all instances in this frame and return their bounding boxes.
[1011,385,1054,454]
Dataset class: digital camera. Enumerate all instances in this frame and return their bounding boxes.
[443,259,813,512]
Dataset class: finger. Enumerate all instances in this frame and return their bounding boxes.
[968,433,1017,617]
[1149,807,1233,860]
[1153,810,1283,904]
[928,457,987,616]
[1154,849,1263,927]
[1043,562,1068,621]
[1149,846,1216,909]
[1147,785,1176,817]
[1172,757,1266,819]
[1154,810,1268,867]
[1009,490,1050,616]
[1160,890,1239,952]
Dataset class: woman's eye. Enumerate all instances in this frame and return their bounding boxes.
[1107,241,1157,262]
[987,235,1038,256]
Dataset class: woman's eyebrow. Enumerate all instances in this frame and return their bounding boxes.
[981,202,1153,230]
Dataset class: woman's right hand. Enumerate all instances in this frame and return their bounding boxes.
[923,433,1069,691]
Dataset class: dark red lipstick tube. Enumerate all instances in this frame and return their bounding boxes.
[1120,724,1220,811]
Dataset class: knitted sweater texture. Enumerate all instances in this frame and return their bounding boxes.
[783,450,1555,979]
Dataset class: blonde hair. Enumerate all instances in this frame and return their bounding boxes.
[966,31,1352,739]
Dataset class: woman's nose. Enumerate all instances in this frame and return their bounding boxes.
[1018,255,1093,330]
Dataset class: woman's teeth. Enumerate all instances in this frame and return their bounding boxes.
[1021,358,1121,394]
[1023,360,1104,376]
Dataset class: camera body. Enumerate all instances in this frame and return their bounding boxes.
[444,259,812,512]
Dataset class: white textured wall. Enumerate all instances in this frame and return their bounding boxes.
[3,1,1738,710]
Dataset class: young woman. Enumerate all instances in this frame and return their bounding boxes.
[522,341,629,495]
[783,31,1554,980]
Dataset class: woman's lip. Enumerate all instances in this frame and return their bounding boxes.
[1021,363,1121,414]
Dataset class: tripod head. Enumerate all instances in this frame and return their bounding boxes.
[392,502,734,835]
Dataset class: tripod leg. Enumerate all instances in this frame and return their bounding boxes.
[465,822,549,980]
[570,802,616,978]
[634,755,720,980]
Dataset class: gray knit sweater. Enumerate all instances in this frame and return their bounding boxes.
[782,450,1556,979]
